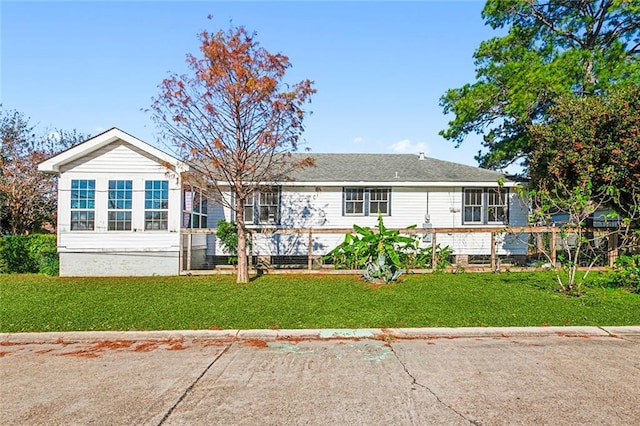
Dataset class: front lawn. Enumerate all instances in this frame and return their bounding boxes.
[1,272,638,332]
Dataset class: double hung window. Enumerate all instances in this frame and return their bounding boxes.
[343,187,391,216]
[145,180,169,230]
[108,180,132,231]
[369,188,390,215]
[241,187,280,225]
[463,188,508,225]
[70,180,95,230]
[463,189,483,224]
[344,188,364,215]
[259,191,279,224]
[183,187,208,228]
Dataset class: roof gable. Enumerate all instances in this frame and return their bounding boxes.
[38,128,187,174]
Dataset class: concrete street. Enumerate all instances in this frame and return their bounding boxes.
[1,327,639,425]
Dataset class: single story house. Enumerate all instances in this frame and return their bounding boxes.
[39,128,528,276]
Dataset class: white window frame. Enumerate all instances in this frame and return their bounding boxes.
[343,187,391,216]
[237,186,281,225]
[145,180,169,231]
[182,186,208,229]
[343,188,365,216]
[463,188,484,224]
[70,179,95,231]
[108,180,132,231]
[487,188,508,224]
[463,187,509,225]
[369,188,390,216]
[259,190,279,225]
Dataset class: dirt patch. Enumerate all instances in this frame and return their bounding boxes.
[0,341,26,347]
[556,333,593,338]
[54,337,70,346]
[199,339,234,347]
[59,349,100,359]
[92,340,135,350]
[134,341,160,352]
[133,339,186,352]
[0,351,9,357]
[243,339,269,349]
[167,342,188,350]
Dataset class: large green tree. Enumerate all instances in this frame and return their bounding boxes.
[528,84,640,224]
[440,0,640,170]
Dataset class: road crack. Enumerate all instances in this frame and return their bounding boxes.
[597,327,640,344]
[389,343,482,426]
[157,341,234,425]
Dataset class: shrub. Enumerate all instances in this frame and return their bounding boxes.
[215,220,252,265]
[605,254,640,292]
[0,234,58,275]
[325,214,452,283]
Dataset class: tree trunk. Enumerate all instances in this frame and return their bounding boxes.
[235,199,249,284]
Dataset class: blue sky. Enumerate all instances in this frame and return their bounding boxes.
[2,1,499,167]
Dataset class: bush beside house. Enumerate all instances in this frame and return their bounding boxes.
[0,234,58,275]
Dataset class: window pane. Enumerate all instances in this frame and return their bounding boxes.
[108,211,132,231]
[108,180,132,210]
[260,206,278,224]
[145,211,168,230]
[464,206,482,223]
[70,210,95,231]
[345,188,364,201]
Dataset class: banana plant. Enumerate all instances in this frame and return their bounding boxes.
[325,214,442,280]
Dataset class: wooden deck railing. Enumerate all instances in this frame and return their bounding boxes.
[180,226,627,273]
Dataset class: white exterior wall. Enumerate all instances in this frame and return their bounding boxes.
[56,141,183,276]
[214,185,529,257]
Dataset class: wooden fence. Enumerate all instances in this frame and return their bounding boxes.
[179,226,631,274]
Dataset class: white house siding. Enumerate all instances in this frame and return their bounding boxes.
[56,140,183,276]
[212,185,529,258]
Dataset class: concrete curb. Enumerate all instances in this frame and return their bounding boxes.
[2,326,638,344]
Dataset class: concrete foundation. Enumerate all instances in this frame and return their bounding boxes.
[59,251,179,277]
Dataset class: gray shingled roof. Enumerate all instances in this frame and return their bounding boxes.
[286,153,508,183]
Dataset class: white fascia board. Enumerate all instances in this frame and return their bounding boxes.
[214,181,521,188]
[38,128,189,174]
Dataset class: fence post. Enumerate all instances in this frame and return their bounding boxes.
[491,231,496,271]
[608,231,619,268]
[307,230,313,270]
[186,233,192,272]
[551,227,557,266]
[431,232,438,270]
[178,232,184,273]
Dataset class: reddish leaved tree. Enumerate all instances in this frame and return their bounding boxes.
[1,107,87,235]
[151,23,315,283]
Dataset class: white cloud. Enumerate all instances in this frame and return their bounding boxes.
[391,139,429,154]
[352,137,363,144]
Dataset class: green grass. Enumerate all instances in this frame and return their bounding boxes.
[1,272,638,332]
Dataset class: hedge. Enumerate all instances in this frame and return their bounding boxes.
[0,234,59,275]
